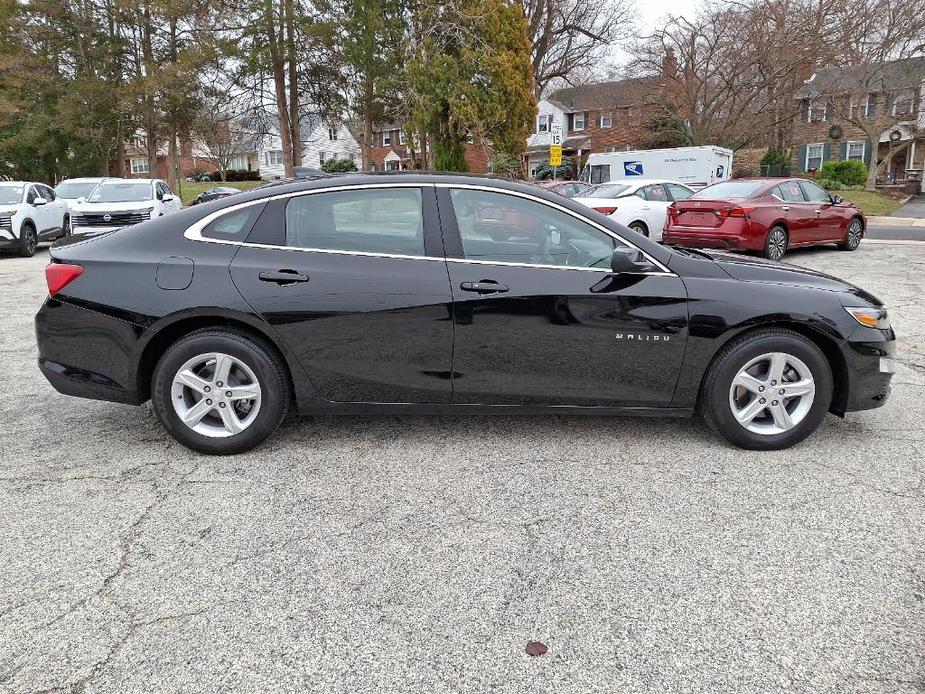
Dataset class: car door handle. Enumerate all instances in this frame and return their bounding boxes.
[781,205,790,211]
[460,280,509,294]
[259,269,310,285]
[814,209,822,215]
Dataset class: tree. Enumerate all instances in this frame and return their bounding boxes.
[192,105,257,180]
[524,0,633,96]
[320,157,358,172]
[406,0,537,171]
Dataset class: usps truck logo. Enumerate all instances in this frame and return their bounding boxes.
[624,161,644,176]
[716,164,725,178]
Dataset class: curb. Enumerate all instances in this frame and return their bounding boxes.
[866,216,925,226]
[864,238,925,245]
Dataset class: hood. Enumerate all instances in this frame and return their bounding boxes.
[72,200,155,213]
[703,250,883,306]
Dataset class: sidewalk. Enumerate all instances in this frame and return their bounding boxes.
[866,215,925,226]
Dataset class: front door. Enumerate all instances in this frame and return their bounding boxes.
[773,180,814,244]
[799,180,843,241]
[437,186,689,407]
[229,184,455,404]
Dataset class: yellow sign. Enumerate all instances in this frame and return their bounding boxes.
[549,145,562,167]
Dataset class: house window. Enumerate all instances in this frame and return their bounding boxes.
[328,127,338,141]
[862,94,876,118]
[319,151,327,164]
[383,131,391,146]
[398,130,405,145]
[846,141,866,161]
[537,114,549,133]
[599,113,613,128]
[807,101,826,122]
[893,90,915,116]
[572,112,586,131]
[130,158,149,174]
[805,143,824,170]
[265,150,284,166]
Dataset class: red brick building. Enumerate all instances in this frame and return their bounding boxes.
[365,123,493,173]
[113,135,219,180]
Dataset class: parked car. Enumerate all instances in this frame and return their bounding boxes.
[70,178,182,235]
[532,180,594,199]
[54,177,112,229]
[572,179,695,241]
[190,186,241,205]
[36,175,894,455]
[662,178,865,260]
[0,181,68,257]
[580,146,733,188]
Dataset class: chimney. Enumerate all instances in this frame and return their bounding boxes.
[661,49,678,80]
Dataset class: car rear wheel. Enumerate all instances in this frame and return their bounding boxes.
[628,221,649,237]
[18,224,37,257]
[699,328,833,450]
[763,226,788,260]
[151,329,290,455]
[839,217,863,251]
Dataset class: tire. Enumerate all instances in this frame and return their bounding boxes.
[839,217,863,251]
[629,221,649,237]
[699,328,833,450]
[62,214,71,237]
[763,225,788,260]
[151,329,290,455]
[18,223,37,257]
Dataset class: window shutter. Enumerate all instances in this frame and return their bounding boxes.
[798,143,807,171]
[839,141,847,160]
[800,100,809,123]
[864,140,872,167]
[822,142,831,162]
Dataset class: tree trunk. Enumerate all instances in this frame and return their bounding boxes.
[266,0,294,178]
[167,133,178,191]
[284,0,301,167]
[362,76,374,170]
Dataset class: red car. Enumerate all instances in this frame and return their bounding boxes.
[662,178,865,260]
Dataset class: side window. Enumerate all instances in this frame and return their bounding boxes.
[589,164,610,184]
[41,185,55,200]
[285,188,425,255]
[799,180,831,203]
[202,204,264,241]
[448,188,655,271]
[157,182,171,198]
[633,188,646,199]
[666,184,692,201]
[778,181,807,202]
[644,184,669,202]
[26,186,37,204]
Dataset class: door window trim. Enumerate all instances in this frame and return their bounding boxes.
[183,181,674,275]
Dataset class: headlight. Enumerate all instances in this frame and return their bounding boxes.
[844,306,890,329]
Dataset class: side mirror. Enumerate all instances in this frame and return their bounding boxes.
[832,195,843,204]
[611,247,646,274]
[32,196,47,206]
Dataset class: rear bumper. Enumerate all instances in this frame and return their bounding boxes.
[35,297,143,405]
[663,219,762,251]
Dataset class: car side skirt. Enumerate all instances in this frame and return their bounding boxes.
[296,402,695,417]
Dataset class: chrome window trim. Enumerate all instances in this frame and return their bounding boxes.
[183,180,675,275]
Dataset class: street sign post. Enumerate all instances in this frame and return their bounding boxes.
[550,124,562,179]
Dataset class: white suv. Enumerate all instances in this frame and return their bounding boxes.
[0,181,69,257]
[71,178,182,235]
[54,177,111,218]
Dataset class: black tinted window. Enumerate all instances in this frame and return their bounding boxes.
[285,188,425,255]
[775,181,806,202]
[799,180,831,203]
[203,204,264,241]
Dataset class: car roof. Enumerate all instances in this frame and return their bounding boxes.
[57,177,109,183]
[0,181,34,187]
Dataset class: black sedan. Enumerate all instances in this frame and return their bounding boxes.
[189,186,240,205]
[36,175,895,454]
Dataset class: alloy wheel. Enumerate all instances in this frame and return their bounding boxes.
[845,219,862,249]
[728,351,815,435]
[23,228,37,255]
[170,352,262,438]
[767,229,786,260]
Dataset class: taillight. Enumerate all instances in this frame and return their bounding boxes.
[718,206,754,218]
[45,263,84,297]
[592,206,617,215]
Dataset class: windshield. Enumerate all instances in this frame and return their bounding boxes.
[0,186,24,205]
[88,182,153,203]
[584,184,631,198]
[55,180,99,199]
[692,181,765,200]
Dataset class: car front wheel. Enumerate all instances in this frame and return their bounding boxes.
[839,217,863,251]
[18,224,37,257]
[699,328,833,450]
[151,329,290,454]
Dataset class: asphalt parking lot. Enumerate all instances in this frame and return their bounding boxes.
[1,242,923,693]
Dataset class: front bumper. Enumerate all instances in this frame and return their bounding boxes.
[70,225,123,236]
[35,297,144,405]
[841,329,895,412]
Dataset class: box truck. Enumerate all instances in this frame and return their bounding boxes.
[579,146,733,189]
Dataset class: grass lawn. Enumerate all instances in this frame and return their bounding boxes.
[176,180,263,205]
[836,189,904,217]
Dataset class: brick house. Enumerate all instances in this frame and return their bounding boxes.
[365,123,492,173]
[525,76,662,178]
[116,134,222,180]
[791,57,925,189]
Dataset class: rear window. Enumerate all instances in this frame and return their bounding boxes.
[691,181,765,200]
[585,184,631,198]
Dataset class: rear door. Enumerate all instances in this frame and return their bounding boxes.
[437,185,688,407]
[228,184,455,404]
[641,184,673,237]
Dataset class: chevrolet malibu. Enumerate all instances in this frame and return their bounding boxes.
[36,175,894,455]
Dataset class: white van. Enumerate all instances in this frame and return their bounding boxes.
[580,146,733,189]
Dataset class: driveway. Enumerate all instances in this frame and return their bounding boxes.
[889,193,925,218]
[1,243,923,693]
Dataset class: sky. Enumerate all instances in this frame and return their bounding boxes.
[612,0,702,67]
